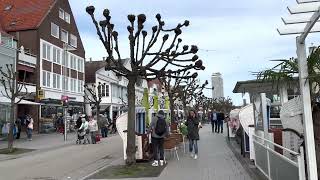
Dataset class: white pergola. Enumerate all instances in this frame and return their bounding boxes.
[277,0,319,179]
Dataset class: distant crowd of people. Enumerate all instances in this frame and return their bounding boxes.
[210,109,226,133]
[1,114,34,141]
[73,114,117,145]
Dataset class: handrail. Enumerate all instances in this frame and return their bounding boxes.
[253,134,300,155]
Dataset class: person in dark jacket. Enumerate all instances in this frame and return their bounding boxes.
[149,110,168,167]
[185,109,202,160]
[217,112,225,133]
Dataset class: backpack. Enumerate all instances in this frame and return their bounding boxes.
[155,117,167,136]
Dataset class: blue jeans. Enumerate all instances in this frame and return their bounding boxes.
[101,127,108,138]
[27,128,32,139]
[189,139,198,155]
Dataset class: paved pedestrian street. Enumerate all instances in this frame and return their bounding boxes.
[0,125,254,180]
[88,125,253,180]
[0,134,123,180]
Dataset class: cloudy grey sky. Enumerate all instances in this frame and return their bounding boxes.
[69,0,320,105]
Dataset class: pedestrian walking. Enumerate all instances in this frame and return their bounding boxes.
[211,109,217,133]
[79,117,90,144]
[15,117,22,139]
[88,116,99,144]
[26,115,34,141]
[99,115,109,138]
[149,110,168,167]
[217,112,225,133]
[185,109,202,159]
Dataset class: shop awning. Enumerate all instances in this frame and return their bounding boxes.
[0,96,40,105]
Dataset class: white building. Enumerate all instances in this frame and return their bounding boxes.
[85,59,148,120]
[211,72,224,99]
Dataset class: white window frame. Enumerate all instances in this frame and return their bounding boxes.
[64,12,70,24]
[62,76,69,91]
[80,81,84,93]
[62,53,69,67]
[59,8,64,20]
[78,80,81,92]
[42,71,51,87]
[52,47,61,64]
[51,22,59,39]
[53,73,61,89]
[70,55,77,69]
[61,29,68,43]
[70,34,77,48]
[42,43,51,61]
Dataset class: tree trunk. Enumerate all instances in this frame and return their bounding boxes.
[7,100,15,152]
[182,97,188,118]
[169,94,175,123]
[126,79,136,165]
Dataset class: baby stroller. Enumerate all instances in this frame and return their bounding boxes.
[76,128,90,144]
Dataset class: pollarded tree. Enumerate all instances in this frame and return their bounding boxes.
[177,78,208,116]
[0,64,31,152]
[86,6,204,164]
[159,71,199,123]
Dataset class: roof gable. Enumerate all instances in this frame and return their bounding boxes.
[0,0,56,32]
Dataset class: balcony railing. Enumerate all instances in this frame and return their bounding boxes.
[18,82,36,93]
[18,47,36,67]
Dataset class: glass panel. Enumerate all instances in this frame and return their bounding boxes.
[61,30,68,43]
[70,34,77,48]
[42,71,46,86]
[57,49,60,64]
[51,23,59,38]
[269,149,299,180]
[254,141,269,176]
[42,43,46,59]
[65,12,70,23]
[57,75,60,89]
[53,48,57,62]
[47,45,51,61]
[47,72,50,87]
[59,9,64,19]
[53,74,56,88]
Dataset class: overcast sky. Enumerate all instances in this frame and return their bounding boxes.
[69,0,320,105]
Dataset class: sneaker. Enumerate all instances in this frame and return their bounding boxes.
[152,160,159,167]
[160,160,164,166]
[194,154,198,160]
[190,153,194,158]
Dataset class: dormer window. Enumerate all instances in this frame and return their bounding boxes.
[59,8,64,19]
[65,12,70,24]
[59,8,70,24]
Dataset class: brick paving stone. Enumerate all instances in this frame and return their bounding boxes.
[96,124,253,180]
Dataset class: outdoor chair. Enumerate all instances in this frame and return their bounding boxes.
[164,136,180,161]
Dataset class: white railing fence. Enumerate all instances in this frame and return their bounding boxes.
[253,134,305,180]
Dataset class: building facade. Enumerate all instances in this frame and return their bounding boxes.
[85,60,147,121]
[0,0,85,131]
[211,72,224,99]
[0,27,16,136]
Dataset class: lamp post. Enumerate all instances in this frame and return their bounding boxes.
[62,43,76,141]
[278,1,319,179]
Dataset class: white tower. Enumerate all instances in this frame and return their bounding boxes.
[211,72,224,99]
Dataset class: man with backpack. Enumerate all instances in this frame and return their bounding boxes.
[149,110,168,167]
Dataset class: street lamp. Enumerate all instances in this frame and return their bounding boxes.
[62,43,76,142]
[277,1,319,179]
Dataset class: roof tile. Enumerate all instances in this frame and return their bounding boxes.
[0,0,55,32]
